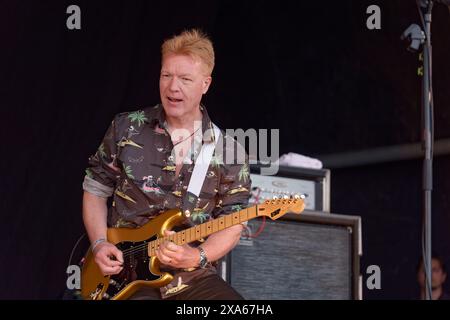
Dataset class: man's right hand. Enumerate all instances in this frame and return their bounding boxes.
[93,242,124,276]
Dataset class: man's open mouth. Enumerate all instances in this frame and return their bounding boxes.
[167,97,183,103]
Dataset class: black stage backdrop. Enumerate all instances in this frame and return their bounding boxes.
[1,0,450,299]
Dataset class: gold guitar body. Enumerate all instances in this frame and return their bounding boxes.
[80,197,305,300]
[81,209,183,300]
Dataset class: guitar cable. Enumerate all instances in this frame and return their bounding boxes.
[67,233,87,268]
[242,187,266,239]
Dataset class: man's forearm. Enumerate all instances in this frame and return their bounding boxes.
[199,224,243,263]
[82,191,109,244]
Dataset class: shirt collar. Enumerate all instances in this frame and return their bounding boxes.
[147,104,216,143]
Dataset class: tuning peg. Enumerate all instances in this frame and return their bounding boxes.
[272,196,278,200]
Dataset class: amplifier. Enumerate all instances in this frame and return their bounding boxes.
[250,164,330,212]
[219,211,362,300]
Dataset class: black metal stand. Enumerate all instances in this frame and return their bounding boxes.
[421,1,433,301]
[401,0,434,300]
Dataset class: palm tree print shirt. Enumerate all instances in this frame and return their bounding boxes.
[83,104,251,298]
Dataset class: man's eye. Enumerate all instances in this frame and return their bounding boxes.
[162,74,170,78]
[182,78,192,82]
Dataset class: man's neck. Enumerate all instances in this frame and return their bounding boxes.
[166,106,203,132]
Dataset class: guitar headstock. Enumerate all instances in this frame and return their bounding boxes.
[256,195,306,220]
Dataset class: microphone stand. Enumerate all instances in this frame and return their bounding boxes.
[421,0,433,302]
[402,0,434,300]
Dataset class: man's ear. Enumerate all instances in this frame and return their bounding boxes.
[202,77,212,94]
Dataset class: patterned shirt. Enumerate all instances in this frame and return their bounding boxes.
[83,104,251,298]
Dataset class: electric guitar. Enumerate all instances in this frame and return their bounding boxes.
[80,196,305,300]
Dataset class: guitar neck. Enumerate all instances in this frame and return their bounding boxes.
[147,205,259,257]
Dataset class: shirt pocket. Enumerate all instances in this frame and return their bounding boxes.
[198,168,219,199]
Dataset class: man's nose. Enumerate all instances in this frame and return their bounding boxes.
[168,77,180,92]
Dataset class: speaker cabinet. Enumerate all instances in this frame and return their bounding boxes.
[220,211,362,300]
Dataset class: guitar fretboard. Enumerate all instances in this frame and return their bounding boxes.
[147,206,259,257]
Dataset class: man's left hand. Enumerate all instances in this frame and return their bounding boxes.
[156,230,200,269]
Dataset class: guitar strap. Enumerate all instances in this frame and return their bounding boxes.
[182,123,222,217]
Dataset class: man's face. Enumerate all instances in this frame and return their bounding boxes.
[160,54,211,121]
[417,259,447,290]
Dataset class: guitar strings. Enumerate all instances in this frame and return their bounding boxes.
[120,226,207,258]
[119,207,261,258]
[121,240,158,258]
[120,235,181,258]
[120,223,246,258]
[122,242,149,258]
[119,225,202,257]
[114,203,292,261]
[121,234,194,258]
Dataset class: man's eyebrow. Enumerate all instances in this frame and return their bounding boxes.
[160,71,194,78]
